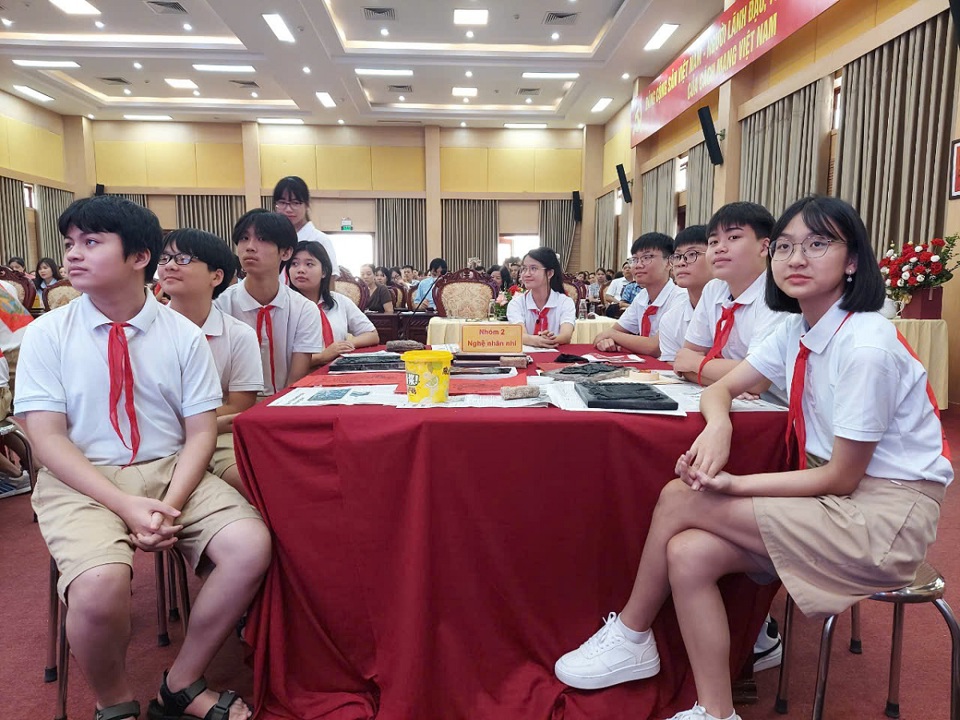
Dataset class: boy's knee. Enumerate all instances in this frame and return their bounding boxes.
[215,519,271,575]
[67,564,131,622]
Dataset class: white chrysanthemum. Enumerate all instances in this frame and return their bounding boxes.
[931,255,940,262]
[898,279,906,287]
[881,267,889,275]
[915,245,924,252]
[916,274,925,282]
[902,271,910,279]
[885,279,892,286]
[886,249,896,258]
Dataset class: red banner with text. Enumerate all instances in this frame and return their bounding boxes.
[631,0,840,147]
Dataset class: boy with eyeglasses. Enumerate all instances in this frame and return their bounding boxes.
[657,225,713,362]
[593,233,687,357]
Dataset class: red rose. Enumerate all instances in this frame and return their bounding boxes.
[508,285,520,294]
[932,238,946,247]
[931,262,944,274]
[920,251,933,262]
[907,277,918,286]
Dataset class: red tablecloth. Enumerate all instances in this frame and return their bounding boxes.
[234,346,786,720]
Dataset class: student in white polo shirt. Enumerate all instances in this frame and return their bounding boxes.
[506,247,576,348]
[593,232,687,357]
[657,225,713,363]
[555,196,950,720]
[216,210,325,397]
[159,229,263,499]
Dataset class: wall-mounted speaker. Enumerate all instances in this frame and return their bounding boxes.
[615,164,633,204]
[572,190,583,222]
[95,183,105,196]
[697,107,724,166]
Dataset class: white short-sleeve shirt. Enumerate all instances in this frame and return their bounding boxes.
[606,276,627,301]
[321,292,377,345]
[215,281,324,396]
[15,293,222,466]
[657,296,695,363]
[747,302,952,486]
[201,305,264,397]
[298,221,339,275]
[506,289,576,336]
[618,280,688,338]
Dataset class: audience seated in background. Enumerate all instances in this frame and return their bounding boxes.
[401,264,419,287]
[587,272,600,302]
[412,257,448,310]
[7,257,31,278]
[506,248,576,349]
[657,225,712,363]
[360,264,394,314]
[604,261,633,313]
[33,257,64,292]
[0,352,29,498]
[504,256,521,283]
[390,267,404,286]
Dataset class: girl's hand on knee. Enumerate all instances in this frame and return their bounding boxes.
[685,421,732,478]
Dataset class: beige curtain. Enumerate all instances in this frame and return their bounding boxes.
[107,193,148,206]
[686,143,715,226]
[35,185,75,262]
[261,195,273,211]
[836,11,957,257]
[441,199,498,270]
[740,77,832,217]
[595,191,617,269]
[176,195,246,242]
[640,159,676,235]
[376,198,426,270]
[539,199,577,269]
[0,177,28,264]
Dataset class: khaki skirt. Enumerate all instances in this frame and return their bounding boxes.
[752,475,944,618]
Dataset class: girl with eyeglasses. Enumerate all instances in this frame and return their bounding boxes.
[272,176,339,277]
[505,247,576,348]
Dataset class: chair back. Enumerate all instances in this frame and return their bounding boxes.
[0,266,37,309]
[598,281,611,308]
[562,274,587,304]
[334,276,370,310]
[388,283,405,310]
[432,268,498,319]
[42,279,82,311]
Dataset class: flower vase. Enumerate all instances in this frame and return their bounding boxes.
[900,287,943,320]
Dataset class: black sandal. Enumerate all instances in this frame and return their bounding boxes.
[147,670,245,720]
[95,700,141,720]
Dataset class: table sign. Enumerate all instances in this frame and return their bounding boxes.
[460,323,522,353]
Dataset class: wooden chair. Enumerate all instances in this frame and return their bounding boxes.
[0,266,37,309]
[334,275,370,310]
[42,279,81,311]
[432,269,499,320]
[562,274,587,304]
[387,283,406,310]
[597,281,612,309]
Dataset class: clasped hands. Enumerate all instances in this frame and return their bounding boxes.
[676,422,737,494]
[528,330,559,348]
[120,495,182,552]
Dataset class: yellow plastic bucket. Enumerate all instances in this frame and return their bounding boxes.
[402,350,453,404]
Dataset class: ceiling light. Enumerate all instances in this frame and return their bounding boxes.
[454,8,489,25]
[193,64,255,73]
[49,0,100,15]
[87,114,95,119]
[165,78,198,89]
[462,97,469,103]
[123,88,131,95]
[257,118,304,125]
[355,68,413,76]
[551,32,560,41]
[380,28,389,36]
[525,98,532,104]
[522,72,579,79]
[452,87,477,97]
[94,20,104,29]
[644,23,679,51]
[133,62,142,69]
[1,18,12,27]
[465,30,474,39]
[302,66,311,74]
[192,90,200,96]
[590,97,613,112]
[337,119,345,125]
[262,13,295,43]
[460,121,466,127]
[398,95,405,101]
[316,92,336,108]
[251,91,259,98]
[13,59,80,68]
[504,123,547,129]
[577,123,584,128]
[13,85,54,102]
[621,73,630,80]
[182,23,192,31]
[124,114,172,121]
[465,70,473,78]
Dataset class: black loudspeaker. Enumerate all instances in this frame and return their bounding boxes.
[615,164,633,204]
[951,0,960,48]
[572,191,583,222]
[95,183,105,195]
[697,107,724,166]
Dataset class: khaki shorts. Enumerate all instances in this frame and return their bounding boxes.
[32,454,262,601]
[210,432,237,478]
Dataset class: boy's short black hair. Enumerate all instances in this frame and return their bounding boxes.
[272,176,310,205]
[706,201,775,241]
[163,228,236,298]
[402,264,415,271]
[765,195,884,314]
[58,195,163,282]
[631,232,674,257]
[428,257,448,273]
[674,225,708,251]
[231,209,298,253]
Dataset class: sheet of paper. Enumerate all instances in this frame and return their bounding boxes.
[397,393,548,409]
[431,343,460,353]
[656,382,788,413]
[269,385,402,407]
[544,381,687,417]
[522,345,560,353]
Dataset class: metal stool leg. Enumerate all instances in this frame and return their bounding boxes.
[850,602,862,654]
[885,603,905,718]
[932,598,960,720]
[811,614,838,720]
[45,557,59,682]
[55,600,68,720]
[775,594,795,714]
[154,553,170,647]
[166,551,180,622]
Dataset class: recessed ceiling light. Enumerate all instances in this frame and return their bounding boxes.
[551,32,560,41]
[257,117,304,125]
[462,97,469,103]
[302,66,311,74]
[460,121,467,127]
[577,123,584,128]
[192,90,200,96]
[621,73,631,80]
[465,30,475,39]
[397,95,405,102]
[1,18,13,27]
[465,70,473,78]
[251,91,259,98]
[522,72,579,79]
[262,13,295,43]
[452,87,477,97]
[133,62,142,70]
[193,64,255,73]
[590,97,613,113]
[123,88,131,95]
[337,119,345,125]
[525,98,532,104]
[87,114,95,119]
[380,28,389,36]
[124,114,172,121]
[316,91,336,108]
[13,59,80,68]
[454,8,489,25]
[355,68,413,76]
[183,23,192,31]
[49,0,100,15]
[94,20,104,29]
[644,23,679,51]
[13,85,54,103]
[504,123,547,129]
[165,78,198,89]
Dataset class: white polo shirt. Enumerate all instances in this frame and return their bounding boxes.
[322,291,377,345]
[506,289,576,335]
[618,280,688,338]
[606,276,627,301]
[298,221,339,274]
[215,281,324,396]
[684,273,786,359]
[748,302,952,486]
[15,292,222,466]
[657,296,696,362]
[201,305,263,397]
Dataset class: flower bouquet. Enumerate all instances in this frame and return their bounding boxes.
[491,284,523,320]
[878,235,958,315]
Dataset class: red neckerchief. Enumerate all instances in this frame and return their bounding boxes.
[108,322,140,465]
[256,305,277,391]
[697,302,742,385]
[641,305,659,337]
[318,303,334,346]
[532,307,550,334]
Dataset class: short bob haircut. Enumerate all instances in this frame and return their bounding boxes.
[231,209,299,253]
[674,224,708,251]
[631,232,674,257]
[427,257,448,274]
[707,201,775,241]
[286,240,335,310]
[523,246,565,294]
[272,176,311,207]
[163,228,236,299]
[58,195,163,282]
[765,195,884,314]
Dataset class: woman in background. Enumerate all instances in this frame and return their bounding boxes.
[360,263,394,314]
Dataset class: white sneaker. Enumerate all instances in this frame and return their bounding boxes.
[664,703,742,720]
[555,612,660,689]
[0,470,30,499]
[753,614,782,672]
